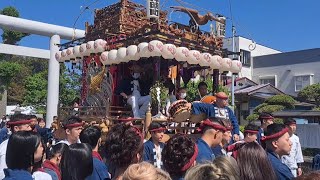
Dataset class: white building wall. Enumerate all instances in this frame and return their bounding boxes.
[252,61,320,96]
[223,36,281,80]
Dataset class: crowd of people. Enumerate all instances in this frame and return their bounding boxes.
[0,108,314,180]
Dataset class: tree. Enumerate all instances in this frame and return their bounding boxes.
[23,64,81,113]
[0,6,29,45]
[59,66,81,106]
[5,57,48,105]
[23,70,48,113]
[0,61,22,87]
[246,94,295,123]
[298,83,320,107]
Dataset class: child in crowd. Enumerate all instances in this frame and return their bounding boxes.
[58,116,84,145]
[122,162,171,180]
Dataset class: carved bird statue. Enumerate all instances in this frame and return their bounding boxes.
[170,6,225,26]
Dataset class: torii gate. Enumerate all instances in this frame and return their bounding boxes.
[0,14,85,127]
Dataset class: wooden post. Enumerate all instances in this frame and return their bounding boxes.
[212,69,219,93]
[144,103,152,139]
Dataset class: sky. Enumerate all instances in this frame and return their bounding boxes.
[0,0,319,52]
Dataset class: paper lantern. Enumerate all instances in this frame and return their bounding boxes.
[210,55,222,70]
[73,45,82,59]
[117,47,127,63]
[61,49,69,61]
[108,50,118,64]
[220,58,232,72]
[86,41,95,54]
[230,60,242,73]
[148,40,163,57]
[188,50,201,65]
[126,45,140,61]
[199,53,212,66]
[55,51,64,62]
[100,51,109,65]
[162,44,176,59]
[174,47,189,62]
[66,47,76,60]
[138,42,151,58]
[94,39,106,53]
[80,43,90,57]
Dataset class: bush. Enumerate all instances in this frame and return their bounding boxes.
[246,113,259,122]
[274,118,284,124]
[265,95,296,109]
[239,125,245,133]
[257,105,285,114]
[253,103,268,113]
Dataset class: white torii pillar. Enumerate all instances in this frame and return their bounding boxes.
[0,14,85,127]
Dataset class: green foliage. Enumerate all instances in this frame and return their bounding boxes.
[265,95,295,109]
[23,70,48,112]
[150,81,169,108]
[184,77,229,102]
[313,107,320,111]
[5,57,48,105]
[253,103,268,113]
[298,83,320,107]
[59,65,81,106]
[274,118,284,124]
[246,113,259,121]
[257,105,285,114]
[0,61,21,86]
[239,125,245,133]
[0,6,19,17]
[0,6,29,45]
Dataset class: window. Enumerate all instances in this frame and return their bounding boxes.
[295,75,313,92]
[240,49,251,67]
[260,78,276,86]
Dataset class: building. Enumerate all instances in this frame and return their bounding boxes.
[252,48,320,97]
[223,36,281,79]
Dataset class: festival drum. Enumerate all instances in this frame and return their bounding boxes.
[168,100,191,122]
[189,113,207,123]
[200,95,216,104]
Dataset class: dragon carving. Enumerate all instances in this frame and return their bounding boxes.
[170,6,225,26]
[89,66,106,94]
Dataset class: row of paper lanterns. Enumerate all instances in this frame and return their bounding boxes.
[55,39,242,73]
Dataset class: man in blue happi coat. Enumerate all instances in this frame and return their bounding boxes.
[187,92,239,141]
[143,122,166,169]
[262,123,294,180]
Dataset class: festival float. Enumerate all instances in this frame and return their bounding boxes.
[55,0,242,136]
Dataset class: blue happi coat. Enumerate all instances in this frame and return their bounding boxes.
[191,103,240,135]
[267,150,294,180]
[143,139,165,169]
[196,138,215,163]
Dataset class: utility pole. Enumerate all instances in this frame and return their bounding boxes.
[231,25,236,107]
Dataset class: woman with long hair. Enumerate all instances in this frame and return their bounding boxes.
[60,143,93,180]
[4,131,47,179]
[236,142,277,180]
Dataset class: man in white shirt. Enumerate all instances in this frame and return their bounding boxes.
[56,116,83,145]
[282,119,304,177]
[0,114,33,179]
